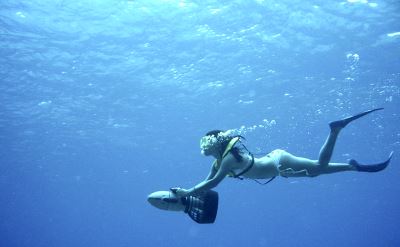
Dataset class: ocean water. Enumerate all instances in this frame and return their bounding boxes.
[1,0,400,246]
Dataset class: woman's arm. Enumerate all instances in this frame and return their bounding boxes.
[204,163,217,181]
[177,155,234,197]
[185,167,228,196]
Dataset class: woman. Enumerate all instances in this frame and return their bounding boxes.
[171,108,393,198]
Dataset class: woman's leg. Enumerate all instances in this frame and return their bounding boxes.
[320,162,355,174]
[318,128,340,167]
[279,152,355,177]
[279,108,386,177]
[318,153,393,175]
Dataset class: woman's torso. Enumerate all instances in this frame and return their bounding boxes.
[225,148,282,179]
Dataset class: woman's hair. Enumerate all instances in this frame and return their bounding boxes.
[205,130,245,162]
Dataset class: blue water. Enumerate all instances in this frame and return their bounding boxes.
[1,0,400,246]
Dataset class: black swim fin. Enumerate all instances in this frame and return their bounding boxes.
[329,108,384,130]
[350,152,393,172]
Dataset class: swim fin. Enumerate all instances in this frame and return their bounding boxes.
[350,152,393,172]
[329,108,384,130]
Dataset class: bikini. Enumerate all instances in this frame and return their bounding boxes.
[269,149,310,177]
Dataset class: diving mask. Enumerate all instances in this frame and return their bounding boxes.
[200,131,232,152]
[200,135,218,151]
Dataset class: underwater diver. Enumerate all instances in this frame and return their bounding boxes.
[171,108,393,198]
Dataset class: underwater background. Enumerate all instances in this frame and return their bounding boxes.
[1,0,400,246]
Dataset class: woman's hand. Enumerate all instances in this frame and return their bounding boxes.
[170,187,190,198]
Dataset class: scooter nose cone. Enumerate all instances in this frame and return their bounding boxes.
[147,191,169,210]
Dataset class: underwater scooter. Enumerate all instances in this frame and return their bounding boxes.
[147,189,219,224]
